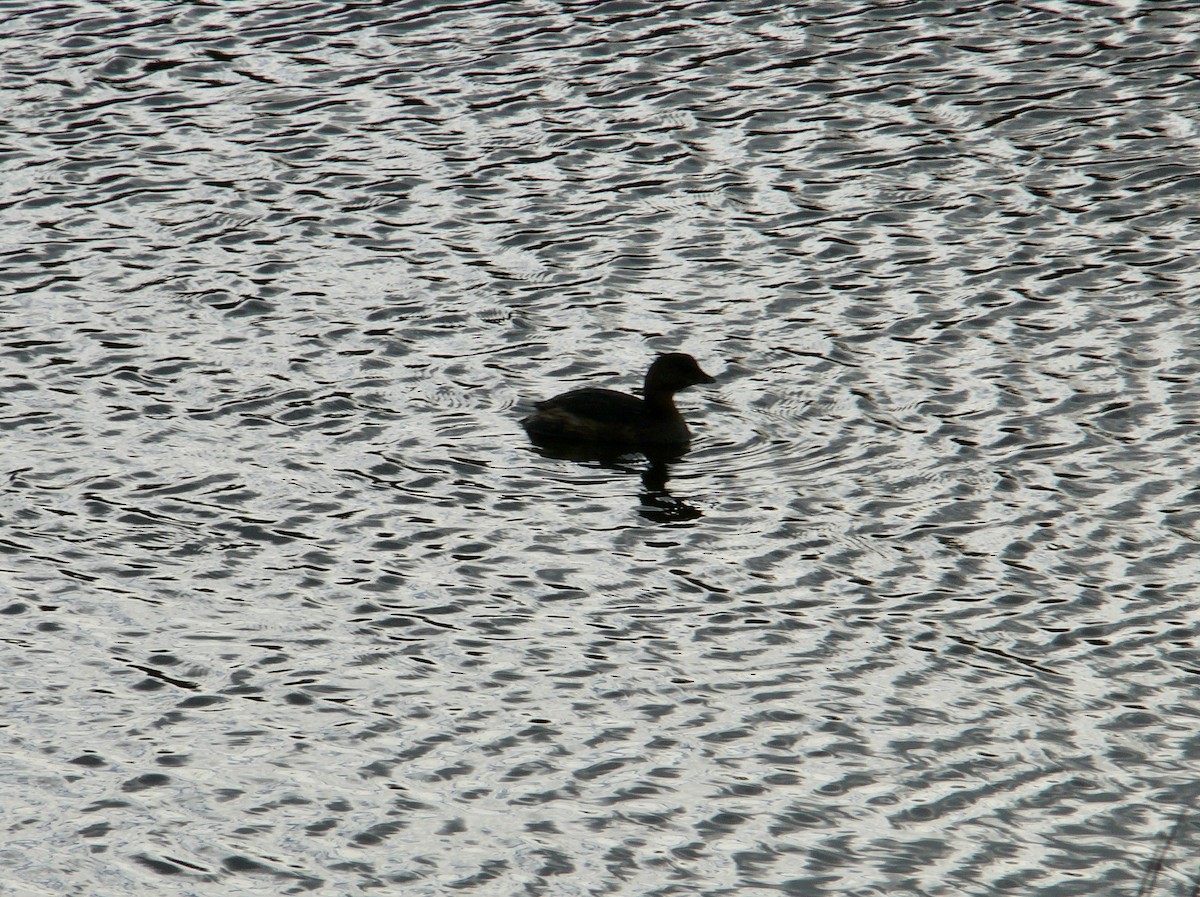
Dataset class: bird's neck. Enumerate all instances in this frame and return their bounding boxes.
[642,388,679,413]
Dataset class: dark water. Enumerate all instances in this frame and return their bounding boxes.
[3,1,1200,894]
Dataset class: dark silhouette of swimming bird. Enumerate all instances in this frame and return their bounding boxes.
[522,353,715,447]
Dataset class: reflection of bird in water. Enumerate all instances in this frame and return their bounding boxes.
[522,353,715,523]
[521,353,714,447]
[636,456,703,523]
[526,440,704,523]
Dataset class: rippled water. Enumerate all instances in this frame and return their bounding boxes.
[3,1,1200,894]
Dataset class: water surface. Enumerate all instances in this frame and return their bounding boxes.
[2,1,1199,895]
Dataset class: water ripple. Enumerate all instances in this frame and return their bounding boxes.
[2,1,1200,895]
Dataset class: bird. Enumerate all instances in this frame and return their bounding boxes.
[522,353,715,447]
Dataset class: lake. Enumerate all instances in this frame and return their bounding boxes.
[2,1,1199,895]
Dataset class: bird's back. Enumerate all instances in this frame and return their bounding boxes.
[523,388,687,444]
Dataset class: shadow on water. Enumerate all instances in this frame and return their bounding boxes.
[526,435,704,524]
[1136,809,1200,897]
